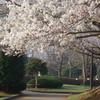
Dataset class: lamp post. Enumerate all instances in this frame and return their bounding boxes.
[35,71,41,88]
[35,74,38,88]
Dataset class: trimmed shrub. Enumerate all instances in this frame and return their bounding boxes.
[28,76,63,88]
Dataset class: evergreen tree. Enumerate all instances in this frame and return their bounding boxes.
[0,52,26,93]
[25,57,48,77]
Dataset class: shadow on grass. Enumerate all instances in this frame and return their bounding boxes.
[0,95,8,98]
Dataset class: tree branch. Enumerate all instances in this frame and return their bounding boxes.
[68,30,100,35]
[76,50,100,59]
[76,33,100,39]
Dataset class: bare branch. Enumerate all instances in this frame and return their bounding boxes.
[76,50,100,59]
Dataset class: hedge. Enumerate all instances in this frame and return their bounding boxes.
[59,77,100,86]
[28,76,63,88]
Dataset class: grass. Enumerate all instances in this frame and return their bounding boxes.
[67,92,87,100]
[67,86,100,100]
[27,84,90,93]
[0,91,14,100]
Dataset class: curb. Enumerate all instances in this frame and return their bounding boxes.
[3,93,23,100]
[27,90,83,94]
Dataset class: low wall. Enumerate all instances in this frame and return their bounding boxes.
[59,77,100,86]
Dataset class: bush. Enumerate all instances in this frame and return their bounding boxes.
[28,76,63,88]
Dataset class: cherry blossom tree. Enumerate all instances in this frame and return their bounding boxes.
[0,0,99,55]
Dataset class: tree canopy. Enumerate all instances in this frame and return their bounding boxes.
[0,0,99,57]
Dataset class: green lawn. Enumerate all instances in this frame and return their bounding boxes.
[27,84,90,93]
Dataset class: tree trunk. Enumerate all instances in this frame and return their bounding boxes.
[58,70,60,77]
[69,68,71,78]
[35,75,38,88]
[90,51,94,89]
[58,65,63,78]
[59,54,63,78]
[59,66,62,77]
[86,54,89,76]
[83,53,87,84]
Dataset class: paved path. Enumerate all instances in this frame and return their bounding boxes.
[12,91,69,100]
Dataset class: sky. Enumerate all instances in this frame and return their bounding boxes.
[0,0,6,4]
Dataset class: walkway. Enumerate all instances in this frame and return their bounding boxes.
[12,91,69,100]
